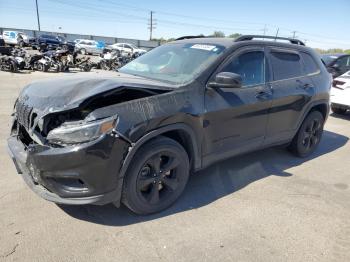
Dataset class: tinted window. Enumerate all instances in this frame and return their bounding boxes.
[41,35,55,39]
[221,51,265,86]
[270,51,302,80]
[321,55,338,66]
[336,56,350,67]
[301,52,319,74]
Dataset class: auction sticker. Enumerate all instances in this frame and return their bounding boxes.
[190,44,216,51]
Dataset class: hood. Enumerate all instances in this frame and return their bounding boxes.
[18,72,175,114]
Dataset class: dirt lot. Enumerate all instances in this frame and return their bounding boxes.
[0,70,349,262]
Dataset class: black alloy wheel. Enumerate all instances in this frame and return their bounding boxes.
[122,136,190,215]
[289,111,324,157]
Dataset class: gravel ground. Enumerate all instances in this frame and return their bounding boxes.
[0,70,349,262]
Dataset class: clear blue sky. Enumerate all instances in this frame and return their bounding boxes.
[0,0,349,49]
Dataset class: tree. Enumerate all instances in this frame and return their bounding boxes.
[228,33,242,39]
[210,31,225,38]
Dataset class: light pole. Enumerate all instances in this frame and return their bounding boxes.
[35,0,41,31]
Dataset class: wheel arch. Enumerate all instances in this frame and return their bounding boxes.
[295,100,329,134]
[114,123,201,207]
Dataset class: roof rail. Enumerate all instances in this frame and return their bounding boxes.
[175,35,205,41]
[234,35,305,46]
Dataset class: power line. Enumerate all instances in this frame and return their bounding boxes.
[3,0,349,47]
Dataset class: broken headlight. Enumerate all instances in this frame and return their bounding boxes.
[47,117,116,145]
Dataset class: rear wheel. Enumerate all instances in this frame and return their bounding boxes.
[122,136,190,215]
[9,61,18,73]
[289,111,324,157]
[38,63,49,72]
[331,104,347,115]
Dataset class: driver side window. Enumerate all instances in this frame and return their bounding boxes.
[221,51,265,87]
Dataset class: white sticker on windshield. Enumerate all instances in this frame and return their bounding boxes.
[190,44,216,51]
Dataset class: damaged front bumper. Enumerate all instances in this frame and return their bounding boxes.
[7,133,130,205]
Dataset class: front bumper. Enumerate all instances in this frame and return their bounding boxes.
[7,134,129,205]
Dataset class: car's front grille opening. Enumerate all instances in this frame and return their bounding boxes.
[18,124,35,146]
[15,101,37,130]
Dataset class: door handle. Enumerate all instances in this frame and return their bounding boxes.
[256,91,271,100]
[296,79,314,89]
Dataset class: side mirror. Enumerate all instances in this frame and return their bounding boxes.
[208,72,242,89]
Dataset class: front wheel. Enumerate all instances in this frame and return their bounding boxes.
[122,136,190,215]
[289,111,324,157]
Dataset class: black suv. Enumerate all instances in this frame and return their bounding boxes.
[33,34,75,52]
[322,53,350,78]
[8,35,331,215]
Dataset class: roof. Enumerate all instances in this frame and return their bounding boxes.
[171,36,312,52]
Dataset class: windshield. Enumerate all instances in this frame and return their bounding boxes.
[129,44,138,49]
[119,43,225,85]
[321,55,339,66]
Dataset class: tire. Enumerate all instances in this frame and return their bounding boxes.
[38,63,49,72]
[100,60,109,70]
[122,136,190,215]
[80,48,86,55]
[82,64,92,72]
[331,104,347,115]
[9,61,18,73]
[289,111,324,158]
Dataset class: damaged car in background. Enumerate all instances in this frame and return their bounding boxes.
[8,35,331,215]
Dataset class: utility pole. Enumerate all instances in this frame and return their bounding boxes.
[263,24,267,36]
[262,24,268,40]
[148,11,156,40]
[292,31,297,38]
[35,0,41,31]
[275,28,279,40]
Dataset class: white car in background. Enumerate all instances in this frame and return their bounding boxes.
[2,31,31,47]
[330,70,350,115]
[108,43,146,56]
[75,39,105,55]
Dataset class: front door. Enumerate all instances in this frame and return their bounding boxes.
[203,46,272,166]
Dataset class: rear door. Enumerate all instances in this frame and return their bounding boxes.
[264,47,316,145]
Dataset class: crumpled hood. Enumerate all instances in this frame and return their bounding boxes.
[18,72,174,114]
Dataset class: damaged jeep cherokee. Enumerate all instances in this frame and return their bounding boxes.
[8,35,331,215]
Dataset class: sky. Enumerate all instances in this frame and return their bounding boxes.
[0,0,349,49]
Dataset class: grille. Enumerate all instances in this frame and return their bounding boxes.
[16,101,34,130]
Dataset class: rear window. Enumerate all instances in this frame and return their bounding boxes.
[270,51,303,80]
[41,35,54,39]
[301,52,320,75]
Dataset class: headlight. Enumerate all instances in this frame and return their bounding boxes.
[47,116,117,145]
